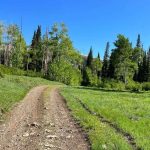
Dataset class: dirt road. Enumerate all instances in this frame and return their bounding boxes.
[0,86,89,150]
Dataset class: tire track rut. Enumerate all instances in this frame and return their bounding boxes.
[72,95,141,150]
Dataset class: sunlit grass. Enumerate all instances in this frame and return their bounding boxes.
[61,86,150,150]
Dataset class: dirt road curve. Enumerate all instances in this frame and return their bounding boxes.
[0,86,89,150]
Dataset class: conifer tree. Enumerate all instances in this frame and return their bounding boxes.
[35,25,42,71]
[86,47,93,70]
[82,47,93,86]
[82,68,90,86]
[136,34,141,48]
[111,35,136,84]
[108,52,115,78]
[93,52,102,78]
[97,52,100,59]
[97,53,101,78]
[102,42,109,78]
[30,31,37,70]
[142,51,147,82]
[36,25,42,43]
[133,34,144,81]
[31,31,36,49]
[147,48,150,81]
[30,25,42,71]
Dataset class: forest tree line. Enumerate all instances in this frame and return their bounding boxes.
[0,22,150,88]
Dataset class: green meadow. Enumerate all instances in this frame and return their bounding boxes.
[61,87,150,150]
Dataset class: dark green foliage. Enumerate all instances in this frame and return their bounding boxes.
[0,64,25,76]
[82,67,99,86]
[109,35,137,84]
[97,52,100,59]
[108,51,115,78]
[136,34,141,48]
[133,34,144,82]
[82,48,92,86]
[0,71,4,78]
[96,52,102,78]
[100,79,144,92]
[82,48,101,86]
[82,68,90,86]
[142,52,148,81]
[142,82,150,91]
[137,63,143,82]
[125,80,142,92]
[93,53,102,77]
[102,42,109,78]
[86,47,93,70]
[136,50,150,82]
[147,49,150,81]
[30,26,42,71]
[100,79,125,91]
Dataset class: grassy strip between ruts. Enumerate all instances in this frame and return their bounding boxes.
[0,75,62,117]
[60,86,150,150]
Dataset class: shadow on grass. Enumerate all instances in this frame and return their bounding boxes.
[73,86,144,94]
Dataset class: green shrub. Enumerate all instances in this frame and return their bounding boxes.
[24,70,43,77]
[142,82,150,91]
[0,64,25,75]
[111,80,125,90]
[125,80,142,92]
[48,58,82,86]
[100,79,125,91]
[85,67,99,87]
[0,64,42,78]
[0,71,4,78]
[100,80,112,89]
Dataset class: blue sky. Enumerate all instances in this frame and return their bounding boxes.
[0,0,150,58]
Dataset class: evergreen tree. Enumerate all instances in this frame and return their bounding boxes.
[82,47,100,86]
[97,52,100,59]
[92,52,102,78]
[142,51,147,82]
[86,47,93,69]
[112,35,137,84]
[137,63,143,82]
[30,31,37,70]
[133,34,144,82]
[108,51,115,78]
[136,34,141,48]
[30,25,42,71]
[36,25,42,43]
[147,48,150,81]
[97,52,101,78]
[35,25,42,71]
[102,42,109,78]
[31,31,36,49]
[82,68,90,86]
